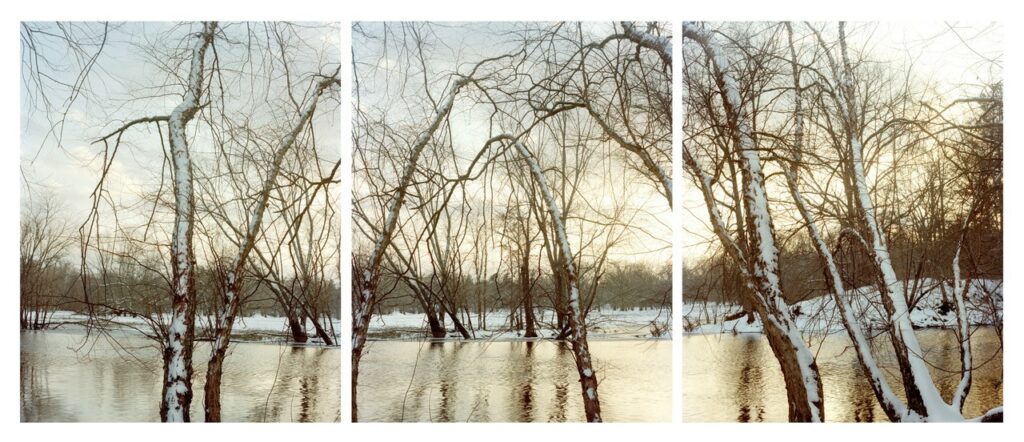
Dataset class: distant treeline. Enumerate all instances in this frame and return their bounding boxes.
[22,258,339,335]
[685,197,1002,306]
[378,260,669,312]
[368,259,670,338]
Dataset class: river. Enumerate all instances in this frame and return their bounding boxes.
[21,329,340,422]
[357,339,670,422]
[682,327,1002,422]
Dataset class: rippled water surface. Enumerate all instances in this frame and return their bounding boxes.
[358,339,670,422]
[21,329,340,422]
[683,328,1002,422]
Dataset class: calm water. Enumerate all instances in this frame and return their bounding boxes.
[358,339,670,422]
[21,329,340,422]
[683,328,1003,422]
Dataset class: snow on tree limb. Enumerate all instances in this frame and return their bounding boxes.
[621,21,672,67]
[779,22,913,422]
[951,201,980,412]
[204,69,340,422]
[683,21,823,422]
[163,21,217,423]
[836,22,957,420]
[507,136,602,422]
[351,76,468,422]
[353,76,468,351]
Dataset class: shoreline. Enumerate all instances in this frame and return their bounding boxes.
[681,278,1002,336]
[365,333,671,343]
[21,319,341,348]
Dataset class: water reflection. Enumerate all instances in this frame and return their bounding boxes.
[358,339,670,422]
[549,381,569,422]
[513,341,536,422]
[21,329,340,422]
[683,328,1002,422]
[736,337,765,422]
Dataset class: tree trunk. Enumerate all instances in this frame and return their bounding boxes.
[780,22,909,421]
[682,21,824,422]
[160,21,216,423]
[352,79,468,422]
[351,341,363,422]
[426,311,446,338]
[306,310,336,346]
[835,22,951,420]
[421,300,446,337]
[203,350,225,422]
[204,273,241,423]
[442,303,472,339]
[760,313,823,422]
[412,284,447,338]
[201,70,338,422]
[553,266,569,338]
[510,138,602,422]
[521,252,538,338]
[287,310,308,344]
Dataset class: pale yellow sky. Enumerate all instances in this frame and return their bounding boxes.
[353,22,673,274]
[681,21,1002,261]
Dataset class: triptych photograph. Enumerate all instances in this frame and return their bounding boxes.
[12,3,1007,433]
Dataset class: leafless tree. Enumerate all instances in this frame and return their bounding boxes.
[353,21,672,423]
[682,20,1002,422]
[23,21,340,422]
[20,194,76,330]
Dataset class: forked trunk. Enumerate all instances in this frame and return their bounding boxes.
[427,312,447,338]
[305,310,336,346]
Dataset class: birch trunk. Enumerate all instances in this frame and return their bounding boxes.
[203,72,338,422]
[160,21,216,423]
[352,79,467,422]
[683,22,823,422]
[834,23,954,420]
[510,138,602,422]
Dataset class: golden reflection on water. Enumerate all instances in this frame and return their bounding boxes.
[358,339,671,422]
[21,330,340,422]
[683,328,1002,422]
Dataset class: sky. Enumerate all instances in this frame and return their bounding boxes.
[352,21,674,275]
[680,21,1003,262]
[22,21,997,271]
[21,21,342,269]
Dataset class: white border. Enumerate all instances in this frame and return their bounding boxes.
[340,18,354,425]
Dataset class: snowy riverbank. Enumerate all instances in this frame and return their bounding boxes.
[41,310,341,345]
[682,278,1002,335]
[368,307,670,340]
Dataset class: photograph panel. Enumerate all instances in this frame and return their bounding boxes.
[680,21,1002,422]
[352,21,673,423]
[20,21,342,422]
